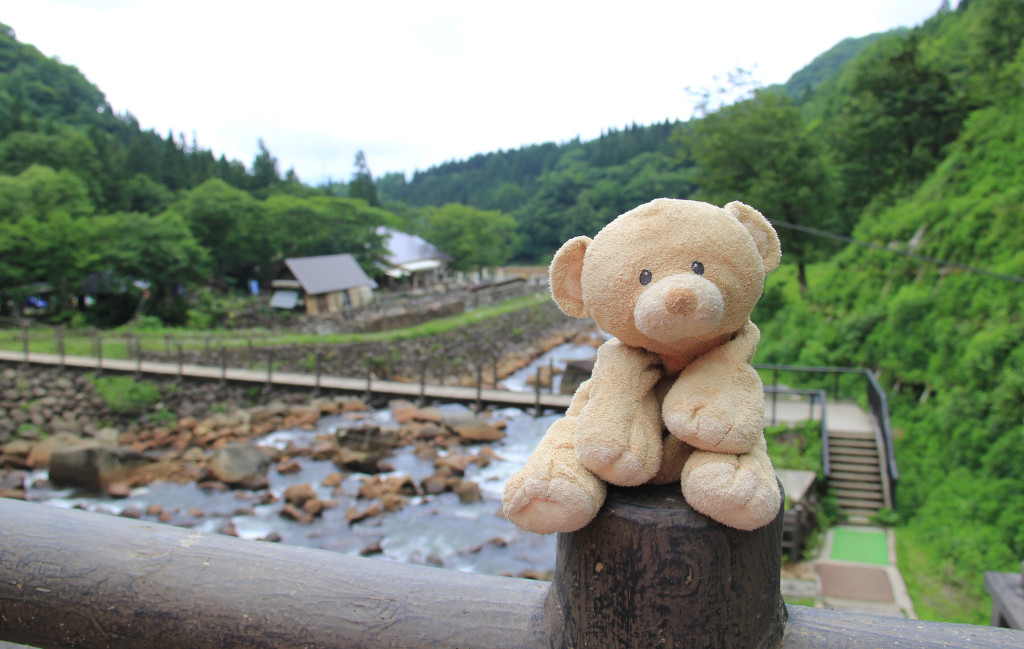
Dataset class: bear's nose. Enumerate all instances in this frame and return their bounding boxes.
[665,287,697,315]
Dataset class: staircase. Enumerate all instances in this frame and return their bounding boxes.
[827,430,887,524]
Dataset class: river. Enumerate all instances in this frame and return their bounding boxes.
[22,340,603,578]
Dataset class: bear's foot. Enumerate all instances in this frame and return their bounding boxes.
[575,445,651,487]
[679,444,780,531]
[503,474,605,535]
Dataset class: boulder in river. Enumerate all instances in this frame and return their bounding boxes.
[207,443,271,489]
[48,441,150,491]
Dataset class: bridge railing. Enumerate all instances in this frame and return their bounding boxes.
[3,494,1022,649]
[756,363,898,509]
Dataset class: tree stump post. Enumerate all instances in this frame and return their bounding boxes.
[547,483,787,649]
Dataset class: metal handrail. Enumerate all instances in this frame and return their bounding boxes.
[756,363,898,509]
[764,386,830,477]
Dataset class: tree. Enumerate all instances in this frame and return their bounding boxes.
[422,203,518,273]
[829,34,966,215]
[171,179,269,282]
[348,150,380,207]
[251,138,281,192]
[680,89,836,293]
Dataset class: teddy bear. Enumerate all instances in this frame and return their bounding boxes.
[502,198,782,534]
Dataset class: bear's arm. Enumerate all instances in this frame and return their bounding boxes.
[661,321,766,455]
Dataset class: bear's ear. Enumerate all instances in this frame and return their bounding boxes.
[725,201,781,273]
[549,236,591,318]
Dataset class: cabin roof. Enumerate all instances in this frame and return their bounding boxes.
[283,254,378,295]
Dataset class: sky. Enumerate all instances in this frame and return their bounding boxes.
[2,0,946,184]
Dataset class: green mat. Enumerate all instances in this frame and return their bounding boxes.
[830,527,889,565]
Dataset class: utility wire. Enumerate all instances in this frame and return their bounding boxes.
[770,219,1024,285]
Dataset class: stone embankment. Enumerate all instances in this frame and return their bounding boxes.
[147,300,595,387]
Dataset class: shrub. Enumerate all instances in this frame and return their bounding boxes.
[90,375,162,415]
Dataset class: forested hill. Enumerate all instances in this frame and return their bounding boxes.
[0,20,404,325]
[745,0,1024,625]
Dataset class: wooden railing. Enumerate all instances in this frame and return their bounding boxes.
[2,493,1023,648]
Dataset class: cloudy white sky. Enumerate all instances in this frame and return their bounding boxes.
[2,0,945,184]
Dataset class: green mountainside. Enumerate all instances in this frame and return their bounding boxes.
[1,0,1023,623]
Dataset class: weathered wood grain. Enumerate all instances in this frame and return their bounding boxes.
[0,498,550,649]
[546,484,788,649]
[781,603,1024,648]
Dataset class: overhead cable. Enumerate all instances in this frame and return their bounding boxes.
[770,219,1024,285]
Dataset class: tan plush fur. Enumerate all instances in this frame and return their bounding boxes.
[502,198,782,533]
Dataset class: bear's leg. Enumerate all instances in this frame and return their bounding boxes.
[679,437,780,531]
[503,415,606,535]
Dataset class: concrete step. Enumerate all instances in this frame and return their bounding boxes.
[828,429,875,439]
[828,437,877,448]
[829,462,880,474]
[830,480,882,492]
[845,514,874,525]
[836,498,884,511]
[830,470,884,482]
[827,445,878,457]
[834,491,884,504]
[828,454,878,465]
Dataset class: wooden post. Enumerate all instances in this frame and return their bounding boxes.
[439,351,446,387]
[265,349,274,392]
[547,484,787,649]
[549,358,555,394]
[474,361,483,412]
[534,365,543,416]
[313,351,322,397]
[95,332,103,374]
[418,357,427,406]
[365,356,373,403]
[164,334,171,354]
[135,339,143,380]
[220,347,228,387]
[771,369,779,425]
[20,324,28,367]
[176,345,184,384]
[56,326,65,373]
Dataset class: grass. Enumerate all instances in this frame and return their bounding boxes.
[0,292,551,358]
[896,525,991,625]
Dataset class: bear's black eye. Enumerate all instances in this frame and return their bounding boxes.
[692,261,704,276]
[639,269,652,286]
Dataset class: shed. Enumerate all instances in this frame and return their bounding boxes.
[377,227,448,288]
[271,254,377,315]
